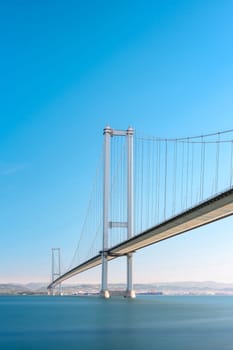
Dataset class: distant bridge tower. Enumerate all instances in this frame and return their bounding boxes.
[50,248,62,296]
[101,126,135,298]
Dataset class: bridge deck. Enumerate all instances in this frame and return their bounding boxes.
[48,188,233,290]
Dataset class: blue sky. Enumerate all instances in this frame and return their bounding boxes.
[1,0,233,284]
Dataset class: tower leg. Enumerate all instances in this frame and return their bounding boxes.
[125,253,136,298]
[100,252,110,298]
[100,126,112,298]
[125,127,136,298]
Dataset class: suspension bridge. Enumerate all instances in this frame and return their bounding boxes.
[47,126,233,298]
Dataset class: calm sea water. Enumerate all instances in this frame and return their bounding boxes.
[0,295,233,350]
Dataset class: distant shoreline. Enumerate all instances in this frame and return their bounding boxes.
[1,281,233,296]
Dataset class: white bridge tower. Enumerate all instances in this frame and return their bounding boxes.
[100,126,135,298]
[50,247,62,296]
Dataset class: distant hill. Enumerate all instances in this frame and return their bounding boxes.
[0,283,32,295]
[25,283,48,291]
